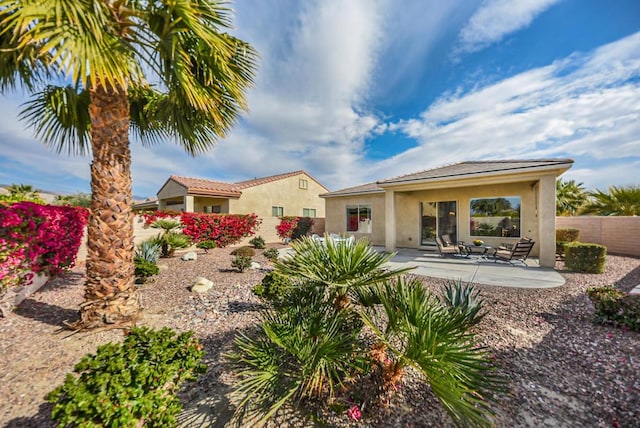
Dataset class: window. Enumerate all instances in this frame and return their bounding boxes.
[272,206,284,217]
[303,208,316,217]
[299,178,308,189]
[346,204,372,233]
[203,205,222,214]
[470,196,521,237]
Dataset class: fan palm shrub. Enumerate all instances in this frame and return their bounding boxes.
[228,237,502,426]
[151,219,190,257]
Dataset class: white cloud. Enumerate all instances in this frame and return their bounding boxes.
[457,0,561,53]
[386,32,640,186]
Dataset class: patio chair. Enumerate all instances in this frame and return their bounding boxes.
[442,234,465,253]
[435,236,463,257]
[493,238,535,266]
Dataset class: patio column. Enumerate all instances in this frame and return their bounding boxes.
[385,190,396,252]
[538,175,556,268]
[184,195,195,213]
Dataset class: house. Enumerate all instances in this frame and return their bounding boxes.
[132,197,158,212]
[321,159,574,268]
[154,170,328,218]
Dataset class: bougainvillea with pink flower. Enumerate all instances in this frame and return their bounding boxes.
[0,202,88,289]
[180,212,260,247]
[276,216,315,240]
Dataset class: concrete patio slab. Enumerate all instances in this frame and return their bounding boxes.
[382,247,565,289]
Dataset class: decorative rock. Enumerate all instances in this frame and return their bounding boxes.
[182,251,198,261]
[250,261,261,270]
[191,277,213,293]
[630,285,640,295]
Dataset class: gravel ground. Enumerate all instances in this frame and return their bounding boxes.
[1,246,638,427]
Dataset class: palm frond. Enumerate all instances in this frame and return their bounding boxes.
[358,277,504,427]
[274,236,411,290]
[18,85,91,156]
[1,0,139,91]
[130,0,258,152]
[0,5,54,91]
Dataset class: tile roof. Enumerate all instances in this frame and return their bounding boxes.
[323,159,574,197]
[377,159,574,185]
[321,182,384,197]
[166,170,328,198]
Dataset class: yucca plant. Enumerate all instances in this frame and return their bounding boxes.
[441,279,487,327]
[135,241,161,264]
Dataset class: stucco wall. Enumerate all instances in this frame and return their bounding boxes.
[157,180,186,200]
[392,182,538,253]
[324,182,541,254]
[556,216,640,257]
[230,173,326,218]
[324,194,386,245]
[193,197,230,213]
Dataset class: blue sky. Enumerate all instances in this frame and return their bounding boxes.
[0,0,639,198]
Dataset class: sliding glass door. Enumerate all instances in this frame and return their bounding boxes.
[420,201,457,247]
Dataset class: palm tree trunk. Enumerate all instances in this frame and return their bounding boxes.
[76,80,141,328]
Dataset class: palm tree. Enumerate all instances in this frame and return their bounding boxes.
[0,1,257,328]
[556,179,587,216]
[582,185,640,216]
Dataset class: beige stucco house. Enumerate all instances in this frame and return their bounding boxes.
[154,170,328,218]
[321,159,573,267]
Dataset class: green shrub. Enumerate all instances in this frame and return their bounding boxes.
[564,242,607,273]
[556,228,580,242]
[291,217,314,240]
[232,255,252,272]
[47,327,206,428]
[230,246,255,257]
[441,279,486,327]
[587,286,640,331]
[134,258,159,281]
[196,239,217,253]
[253,271,292,300]
[262,247,279,261]
[556,228,580,259]
[249,236,266,249]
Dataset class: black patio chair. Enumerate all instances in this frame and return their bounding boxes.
[493,238,535,266]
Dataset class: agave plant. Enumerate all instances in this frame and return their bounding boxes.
[441,279,487,327]
[135,241,161,264]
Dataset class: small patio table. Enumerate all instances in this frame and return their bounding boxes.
[464,244,493,260]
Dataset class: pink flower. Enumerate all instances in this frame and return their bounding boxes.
[606,333,613,339]
[347,405,362,421]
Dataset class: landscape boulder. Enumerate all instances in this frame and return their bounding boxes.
[250,262,261,270]
[181,251,198,261]
[191,277,213,293]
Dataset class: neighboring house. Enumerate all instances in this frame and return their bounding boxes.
[321,159,574,268]
[153,170,328,218]
[132,197,159,212]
